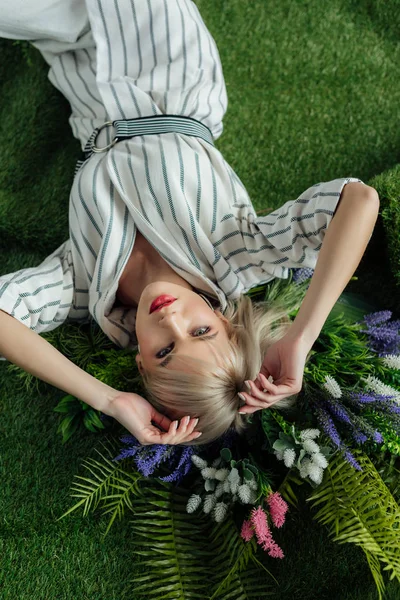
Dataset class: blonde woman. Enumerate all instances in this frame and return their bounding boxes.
[0,0,379,446]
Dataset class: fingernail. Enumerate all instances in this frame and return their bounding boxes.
[238,392,246,402]
[239,411,247,415]
[174,420,179,429]
[195,432,202,438]
[194,418,199,426]
[244,380,252,392]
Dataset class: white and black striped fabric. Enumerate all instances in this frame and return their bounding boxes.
[0,0,365,354]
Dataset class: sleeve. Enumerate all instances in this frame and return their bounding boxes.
[0,239,90,353]
[254,177,365,272]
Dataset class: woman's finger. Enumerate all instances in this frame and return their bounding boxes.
[238,405,262,415]
[151,409,173,431]
[175,415,190,435]
[241,392,269,409]
[257,373,278,394]
[241,390,290,409]
[245,380,273,402]
[185,417,199,435]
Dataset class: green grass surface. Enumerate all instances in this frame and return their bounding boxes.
[1,0,400,598]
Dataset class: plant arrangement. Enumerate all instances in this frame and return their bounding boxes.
[8,269,400,600]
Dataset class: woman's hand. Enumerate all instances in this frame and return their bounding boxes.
[238,332,312,415]
[106,391,202,445]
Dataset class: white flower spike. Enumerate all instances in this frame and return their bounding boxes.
[302,439,320,454]
[382,354,400,370]
[323,375,342,398]
[186,494,202,513]
[300,429,321,441]
[283,448,296,468]
[213,502,228,523]
[203,494,217,514]
[362,375,400,403]
[191,455,208,469]
[201,467,217,479]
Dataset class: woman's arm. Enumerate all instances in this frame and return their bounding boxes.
[0,310,202,444]
[287,182,380,347]
[0,309,118,412]
[239,182,380,412]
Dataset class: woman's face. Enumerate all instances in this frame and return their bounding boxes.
[135,282,232,374]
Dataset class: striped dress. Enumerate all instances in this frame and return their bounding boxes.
[0,0,364,352]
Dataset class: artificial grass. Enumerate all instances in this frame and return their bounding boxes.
[1,0,400,598]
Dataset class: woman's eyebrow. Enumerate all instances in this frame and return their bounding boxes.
[158,331,219,367]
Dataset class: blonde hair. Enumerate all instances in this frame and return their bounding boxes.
[140,293,301,446]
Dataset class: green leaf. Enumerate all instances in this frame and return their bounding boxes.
[243,468,253,481]
[247,464,258,475]
[83,412,98,432]
[220,448,232,462]
[53,394,77,414]
[272,440,289,452]
[89,410,106,429]
[296,449,307,469]
[57,415,80,444]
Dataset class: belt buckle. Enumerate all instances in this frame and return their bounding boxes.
[91,121,118,153]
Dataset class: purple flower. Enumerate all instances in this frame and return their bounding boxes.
[323,397,353,426]
[159,446,195,483]
[347,391,397,403]
[291,267,314,285]
[314,405,343,449]
[352,430,368,445]
[314,405,363,471]
[347,391,400,415]
[362,311,392,327]
[359,311,400,356]
[373,430,384,444]
[135,444,170,477]
[112,435,194,483]
[343,450,362,471]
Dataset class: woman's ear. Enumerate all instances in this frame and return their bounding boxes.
[135,352,145,376]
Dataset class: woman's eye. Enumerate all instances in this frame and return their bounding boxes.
[156,327,211,358]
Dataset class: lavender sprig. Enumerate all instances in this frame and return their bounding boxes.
[291,267,314,285]
[313,404,362,471]
[359,310,400,356]
[159,446,195,483]
[322,392,384,446]
[347,391,400,415]
[112,435,194,483]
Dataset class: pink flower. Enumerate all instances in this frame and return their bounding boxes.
[250,506,270,544]
[266,492,289,528]
[263,539,285,559]
[240,519,254,542]
[250,506,285,559]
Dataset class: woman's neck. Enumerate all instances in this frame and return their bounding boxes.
[116,230,193,306]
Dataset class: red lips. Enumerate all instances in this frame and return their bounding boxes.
[149,295,177,314]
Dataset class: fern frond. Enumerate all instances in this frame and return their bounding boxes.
[209,519,277,600]
[306,450,400,600]
[128,483,212,599]
[212,562,276,600]
[363,548,387,600]
[56,438,142,537]
[278,469,304,509]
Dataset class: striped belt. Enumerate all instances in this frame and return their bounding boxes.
[75,114,215,177]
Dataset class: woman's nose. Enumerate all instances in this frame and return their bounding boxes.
[159,311,186,338]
